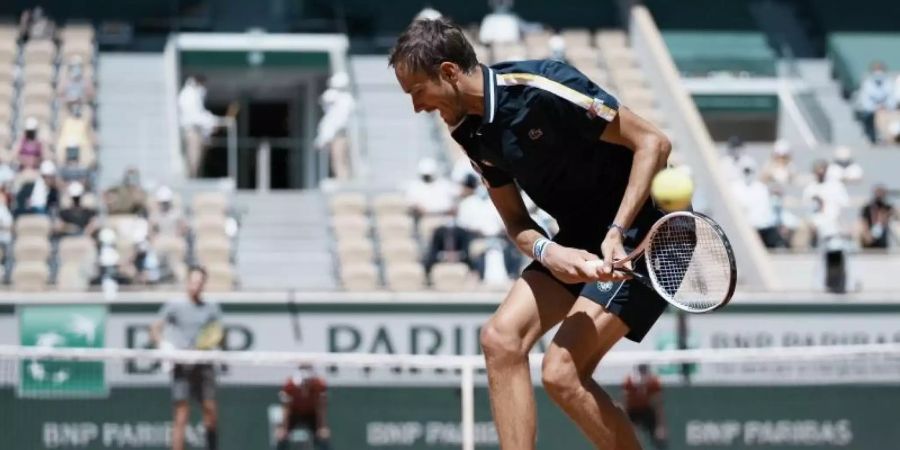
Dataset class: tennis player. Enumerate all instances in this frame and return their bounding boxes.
[151,265,222,450]
[275,364,331,450]
[390,19,671,449]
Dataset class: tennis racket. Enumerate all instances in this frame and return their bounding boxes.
[194,321,224,350]
[586,211,736,313]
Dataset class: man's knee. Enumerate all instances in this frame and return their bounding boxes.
[541,349,581,403]
[479,319,527,364]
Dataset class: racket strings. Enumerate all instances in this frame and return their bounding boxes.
[646,216,733,311]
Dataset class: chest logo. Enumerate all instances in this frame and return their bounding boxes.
[528,128,543,141]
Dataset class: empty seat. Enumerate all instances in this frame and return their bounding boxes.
[332,214,369,239]
[23,40,56,65]
[61,24,96,43]
[192,192,228,216]
[594,30,627,50]
[195,237,231,265]
[385,262,426,290]
[15,215,51,238]
[374,214,414,240]
[430,262,472,292]
[56,263,89,291]
[380,238,420,265]
[205,263,235,292]
[58,236,96,265]
[340,263,379,291]
[561,29,592,49]
[336,237,374,263]
[330,192,367,215]
[12,261,48,291]
[371,193,409,216]
[194,214,227,237]
[22,63,55,85]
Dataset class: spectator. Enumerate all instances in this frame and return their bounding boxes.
[456,175,519,280]
[855,61,892,143]
[104,168,147,215]
[275,364,331,450]
[730,163,784,248]
[57,55,94,109]
[54,182,98,238]
[719,136,756,182]
[314,72,355,180]
[424,218,473,277]
[479,0,521,45]
[405,158,459,218]
[802,159,849,221]
[56,103,95,170]
[826,146,864,184]
[548,34,567,62]
[770,185,800,249]
[622,364,667,450]
[18,6,55,41]
[150,186,188,237]
[133,233,163,285]
[178,75,222,178]
[17,117,45,170]
[15,160,59,216]
[414,6,443,20]
[0,193,12,265]
[759,139,796,188]
[859,184,896,249]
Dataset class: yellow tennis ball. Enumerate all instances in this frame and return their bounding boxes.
[651,168,694,211]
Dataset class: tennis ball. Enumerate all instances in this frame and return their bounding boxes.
[651,168,694,211]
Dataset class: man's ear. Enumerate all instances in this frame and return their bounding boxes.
[439,61,459,83]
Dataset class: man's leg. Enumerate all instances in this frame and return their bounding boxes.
[172,401,190,450]
[480,270,577,450]
[541,298,643,449]
[202,399,218,450]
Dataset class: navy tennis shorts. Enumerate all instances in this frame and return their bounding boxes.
[523,220,668,342]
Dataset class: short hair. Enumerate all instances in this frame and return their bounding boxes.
[389,18,478,78]
[189,265,208,280]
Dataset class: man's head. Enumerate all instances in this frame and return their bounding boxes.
[390,18,479,125]
[873,184,888,202]
[187,265,208,301]
[812,159,828,182]
[637,363,650,376]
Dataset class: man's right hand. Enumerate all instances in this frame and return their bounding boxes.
[541,243,602,284]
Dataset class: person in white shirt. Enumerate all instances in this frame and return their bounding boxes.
[314,72,356,180]
[802,159,849,221]
[178,76,223,177]
[405,158,459,218]
[760,139,796,188]
[730,163,784,248]
[856,61,892,143]
[719,136,757,183]
[825,146,864,184]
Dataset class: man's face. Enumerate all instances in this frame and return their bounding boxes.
[187,270,206,299]
[395,63,467,126]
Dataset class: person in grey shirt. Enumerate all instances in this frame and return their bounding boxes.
[151,266,222,450]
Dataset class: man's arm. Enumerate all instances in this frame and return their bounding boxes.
[487,184,599,283]
[597,107,672,277]
[149,318,165,347]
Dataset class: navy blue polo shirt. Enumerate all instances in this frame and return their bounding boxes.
[451,60,653,229]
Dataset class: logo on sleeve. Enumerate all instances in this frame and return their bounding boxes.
[528,128,543,141]
[587,98,617,122]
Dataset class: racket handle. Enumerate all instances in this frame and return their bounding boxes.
[584,261,651,288]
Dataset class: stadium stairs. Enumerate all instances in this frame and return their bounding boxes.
[97,53,177,188]
[349,55,444,190]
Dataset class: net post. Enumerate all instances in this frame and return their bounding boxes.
[461,359,475,450]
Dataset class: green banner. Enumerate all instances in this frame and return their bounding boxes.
[18,305,107,398]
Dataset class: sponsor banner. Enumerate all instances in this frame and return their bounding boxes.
[18,305,107,397]
[5,303,900,385]
[1,385,896,450]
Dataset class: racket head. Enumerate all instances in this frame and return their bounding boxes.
[643,211,737,313]
[195,321,224,350]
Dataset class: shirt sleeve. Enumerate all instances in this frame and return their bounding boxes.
[157,302,174,324]
[526,63,620,143]
[211,303,223,322]
[469,158,514,188]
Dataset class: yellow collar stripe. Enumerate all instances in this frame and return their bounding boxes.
[495,73,617,122]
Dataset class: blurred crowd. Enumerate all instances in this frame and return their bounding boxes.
[855,61,900,145]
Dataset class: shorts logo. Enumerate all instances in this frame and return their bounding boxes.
[596,281,614,292]
[586,98,617,122]
[528,128,543,141]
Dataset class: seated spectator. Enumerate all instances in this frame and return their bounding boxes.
[859,184,896,249]
[855,61,892,143]
[456,175,520,279]
[54,182,98,238]
[548,34,567,62]
[133,233,164,285]
[424,219,474,276]
[802,160,849,220]
[14,160,59,216]
[770,185,799,249]
[57,56,95,109]
[826,146,864,184]
[18,6,55,41]
[104,168,147,215]
[56,103,95,174]
[406,158,459,218]
[150,186,188,237]
[760,139,796,188]
[730,163,785,248]
[17,117,45,171]
[719,136,756,182]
